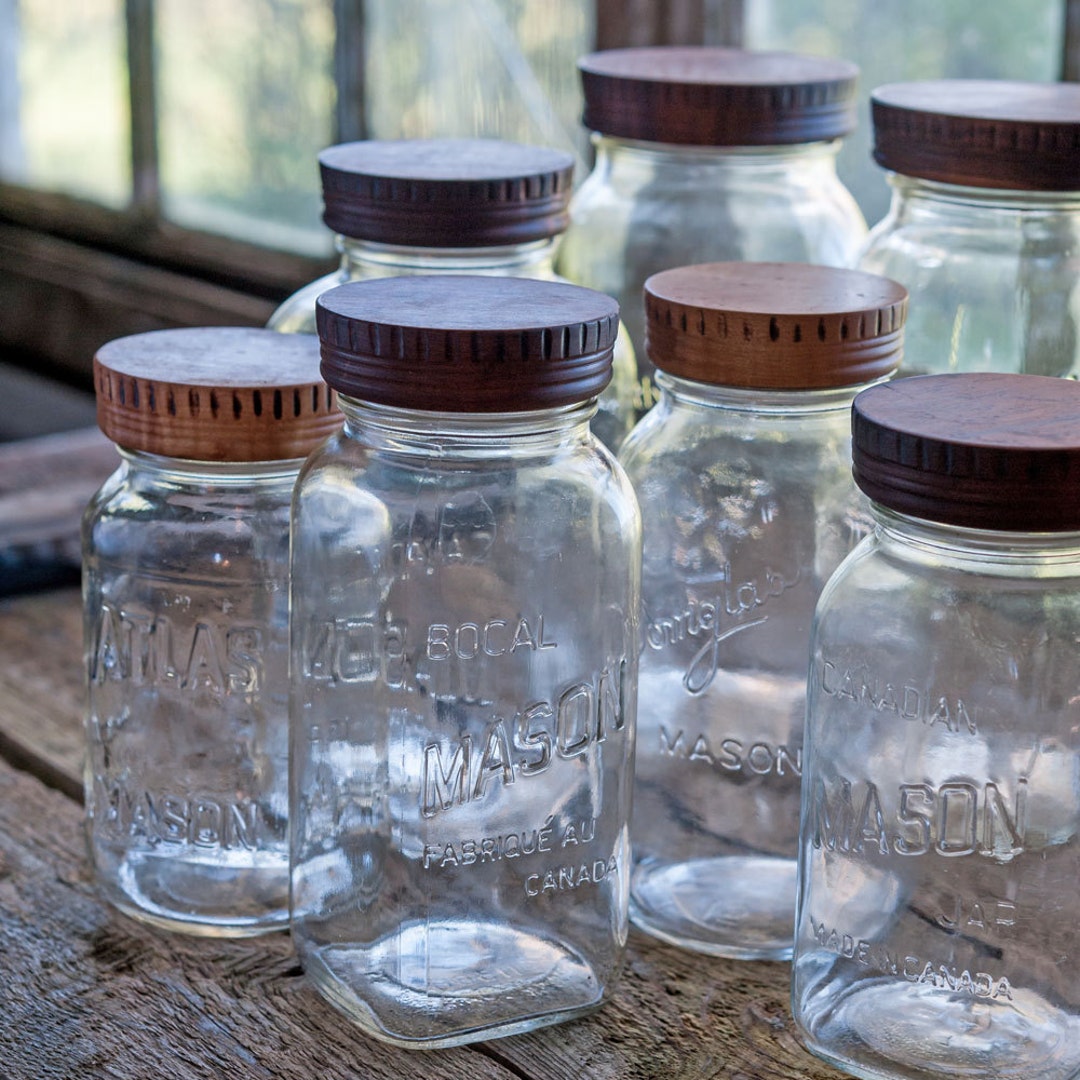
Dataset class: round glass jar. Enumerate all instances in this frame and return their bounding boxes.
[556,46,868,415]
[83,327,340,935]
[290,274,641,1048]
[793,373,1080,1080]
[268,137,638,450]
[858,80,1080,378]
[619,262,906,959]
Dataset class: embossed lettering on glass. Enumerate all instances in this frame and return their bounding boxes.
[557,47,867,417]
[83,328,340,935]
[290,275,641,1048]
[267,137,638,450]
[619,262,906,960]
[858,80,1080,378]
[794,373,1080,1080]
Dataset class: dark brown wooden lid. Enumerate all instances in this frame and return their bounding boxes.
[318,138,575,246]
[644,263,907,390]
[853,374,1080,530]
[579,47,859,146]
[871,80,1080,190]
[94,328,340,461]
[316,276,619,411]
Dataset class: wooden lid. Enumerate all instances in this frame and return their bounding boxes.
[853,374,1080,530]
[579,47,859,146]
[94,328,340,461]
[871,80,1080,190]
[644,263,907,390]
[318,138,575,246]
[316,276,619,411]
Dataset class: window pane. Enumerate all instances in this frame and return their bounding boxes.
[0,0,128,206]
[745,0,1066,224]
[364,0,594,176]
[156,0,335,255]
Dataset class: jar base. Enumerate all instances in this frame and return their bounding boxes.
[296,917,609,1048]
[95,847,290,937]
[630,854,795,959]
[797,973,1080,1080]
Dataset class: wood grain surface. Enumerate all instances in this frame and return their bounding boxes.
[0,585,846,1080]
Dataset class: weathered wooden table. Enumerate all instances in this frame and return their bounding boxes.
[0,431,847,1080]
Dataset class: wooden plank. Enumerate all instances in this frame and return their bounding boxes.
[0,184,332,299]
[0,427,118,554]
[595,0,706,50]
[489,934,843,1080]
[126,0,162,214]
[0,361,97,442]
[1065,0,1080,81]
[0,585,844,1078]
[0,587,86,800]
[334,0,368,142]
[0,225,282,383]
[0,753,518,1080]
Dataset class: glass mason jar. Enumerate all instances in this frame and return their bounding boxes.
[83,327,340,935]
[268,137,638,450]
[290,275,641,1048]
[619,262,906,959]
[793,373,1080,1080]
[557,47,868,415]
[858,80,1080,378]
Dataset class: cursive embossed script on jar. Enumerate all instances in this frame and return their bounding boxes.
[620,262,906,960]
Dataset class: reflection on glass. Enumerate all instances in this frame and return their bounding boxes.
[364,0,593,176]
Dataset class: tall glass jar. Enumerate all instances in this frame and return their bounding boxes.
[557,47,868,415]
[290,275,641,1048]
[268,137,638,449]
[83,327,340,935]
[619,262,906,959]
[858,81,1080,378]
[793,373,1080,1080]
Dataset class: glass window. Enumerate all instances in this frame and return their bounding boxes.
[156,0,336,255]
[0,0,129,207]
[1,2,1071,254]
[745,0,1066,224]
[363,0,594,175]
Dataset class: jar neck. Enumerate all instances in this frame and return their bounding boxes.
[117,447,303,485]
[592,133,844,180]
[337,235,559,279]
[872,503,1080,565]
[336,396,598,455]
[885,173,1080,216]
[656,371,879,414]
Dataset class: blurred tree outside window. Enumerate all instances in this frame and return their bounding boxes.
[0,0,128,206]
[744,0,1067,224]
[0,0,593,258]
[156,0,336,256]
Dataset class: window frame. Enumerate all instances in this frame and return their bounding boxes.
[1,0,1076,384]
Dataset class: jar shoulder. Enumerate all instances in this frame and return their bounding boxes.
[296,435,640,535]
[814,533,1080,641]
[621,403,854,477]
[83,465,294,567]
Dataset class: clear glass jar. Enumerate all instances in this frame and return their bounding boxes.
[619,263,906,959]
[268,137,638,450]
[793,373,1080,1080]
[858,80,1080,378]
[83,327,340,935]
[290,275,641,1048]
[557,47,867,413]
